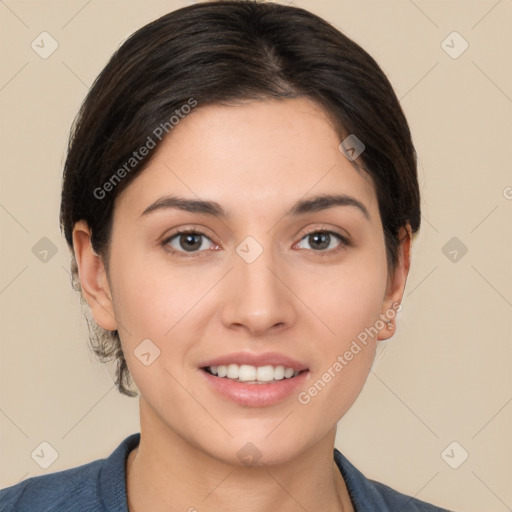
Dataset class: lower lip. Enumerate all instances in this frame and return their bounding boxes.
[200,368,309,407]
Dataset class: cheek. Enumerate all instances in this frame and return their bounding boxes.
[295,268,386,425]
[108,247,201,338]
[296,244,388,403]
[110,267,197,407]
[304,254,388,345]
[108,253,219,390]
[303,275,385,403]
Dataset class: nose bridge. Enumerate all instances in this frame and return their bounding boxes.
[237,242,278,298]
[221,235,296,333]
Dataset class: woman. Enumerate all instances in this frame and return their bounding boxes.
[0,1,454,510]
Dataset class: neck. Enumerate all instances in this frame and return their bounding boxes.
[126,399,354,512]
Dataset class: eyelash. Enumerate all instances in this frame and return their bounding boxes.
[162,227,350,258]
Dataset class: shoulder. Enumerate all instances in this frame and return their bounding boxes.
[0,459,102,512]
[334,448,454,512]
[0,433,140,512]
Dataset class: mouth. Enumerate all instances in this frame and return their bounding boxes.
[199,359,309,407]
[201,364,306,384]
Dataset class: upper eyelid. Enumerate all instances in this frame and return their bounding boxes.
[162,227,214,244]
[295,225,350,242]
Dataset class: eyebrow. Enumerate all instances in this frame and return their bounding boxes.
[140,193,370,220]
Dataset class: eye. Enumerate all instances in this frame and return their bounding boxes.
[162,229,217,255]
[295,229,349,254]
[162,227,350,257]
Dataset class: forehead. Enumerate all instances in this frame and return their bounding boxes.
[114,98,378,222]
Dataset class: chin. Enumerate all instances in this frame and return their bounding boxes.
[196,427,313,468]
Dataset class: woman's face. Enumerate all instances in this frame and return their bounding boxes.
[79,98,408,466]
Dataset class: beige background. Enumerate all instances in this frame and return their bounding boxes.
[1,0,511,510]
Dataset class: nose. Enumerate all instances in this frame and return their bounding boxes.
[220,243,297,337]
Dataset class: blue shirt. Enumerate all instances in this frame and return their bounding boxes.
[0,433,453,511]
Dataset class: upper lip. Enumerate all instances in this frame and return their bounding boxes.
[199,351,309,372]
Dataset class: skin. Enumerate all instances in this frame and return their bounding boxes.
[73,97,411,512]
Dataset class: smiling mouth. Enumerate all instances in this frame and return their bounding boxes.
[202,364,307,384]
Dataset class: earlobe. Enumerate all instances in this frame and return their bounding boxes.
[377,225,412,341]
[72,221,118,331]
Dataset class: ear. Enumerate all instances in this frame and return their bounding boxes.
[377,225,412,341]
[72,220,118,331]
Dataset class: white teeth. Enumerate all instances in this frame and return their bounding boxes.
[284,367,295,378]
[271,365,285,380]
[238,365,257,382]
[227,364,239,379]
[257,365,278,382]
[206,363,300,383]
